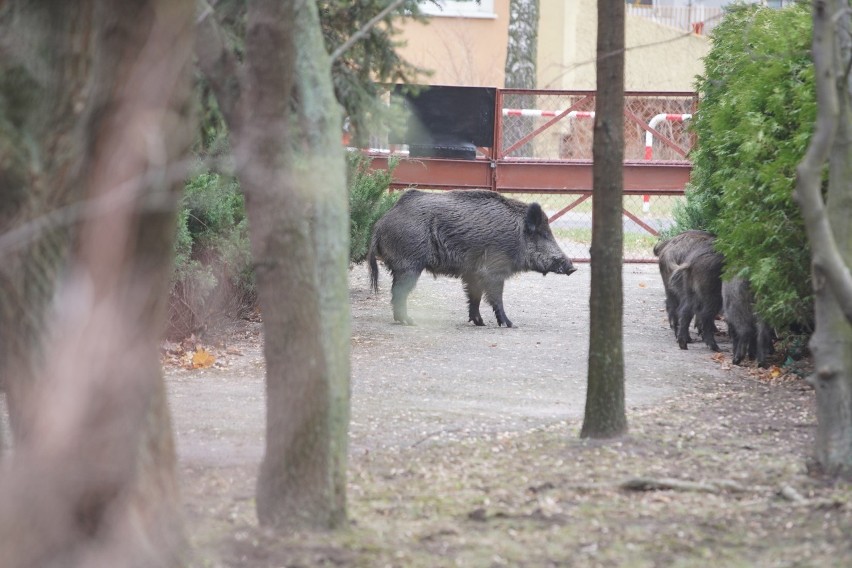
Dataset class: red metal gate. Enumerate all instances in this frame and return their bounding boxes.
[362,89,698,262]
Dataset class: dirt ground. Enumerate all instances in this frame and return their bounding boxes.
[168,263,852,567]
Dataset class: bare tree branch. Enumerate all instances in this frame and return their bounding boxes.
[794,0,852,326]
[330,0,406,62]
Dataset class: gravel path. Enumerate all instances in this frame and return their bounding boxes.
[167,263,733,465]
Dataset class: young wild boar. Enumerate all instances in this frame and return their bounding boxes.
[654,230,715,338]
[669,239,724,352]
[723,277,774,367]
[368,189,576,327]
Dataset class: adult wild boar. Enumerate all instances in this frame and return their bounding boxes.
[654,230,715,338]
[669,239,724,352]
[368,189,576,327]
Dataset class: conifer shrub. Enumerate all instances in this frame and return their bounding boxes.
[169,154,398,337]
[170,171,254,337]
[671,2,815,331]
[347,151,399,264]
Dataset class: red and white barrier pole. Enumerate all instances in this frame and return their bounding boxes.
[502,109,595,120]
[643,113,692,211]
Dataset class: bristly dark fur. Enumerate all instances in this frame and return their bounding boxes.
[367,189,576,327]
[669,240,724,352]
[723,277,774,367]
[654,230,715,337]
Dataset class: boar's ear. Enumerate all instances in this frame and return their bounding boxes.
[524,203,546,234]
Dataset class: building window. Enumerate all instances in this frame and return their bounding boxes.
[419,0,497,19]
[626,0,654,6]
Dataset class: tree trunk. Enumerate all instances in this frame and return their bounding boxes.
[581,0,627,439]
[209,0,349,529]
[0,1,195,564]
[796,0,852,478]
[0,1,91,439]
[504,0,539,90]
[504,0,539,158]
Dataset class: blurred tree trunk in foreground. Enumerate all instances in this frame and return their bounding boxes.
[581,0,627,439]
[0,1,195,565]
[197,0,350,529]
[795,0,852,478]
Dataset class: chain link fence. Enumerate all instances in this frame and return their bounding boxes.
[500,90,696,161]
[369,89,696,262]
[492,91,693,261]
[498,191,684,262]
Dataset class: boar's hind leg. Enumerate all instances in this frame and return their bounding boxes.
[664,287,680,337]
[756,322,772,368]
[676,298,694,350]
[729,326,746,365]
[462,276,485,326]
[697,306,721,352]
[484,279,512,328]
[391,271,420,325]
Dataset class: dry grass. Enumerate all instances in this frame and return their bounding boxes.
[181,362,851,567]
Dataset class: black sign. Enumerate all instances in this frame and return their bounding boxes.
[391,85,496,159]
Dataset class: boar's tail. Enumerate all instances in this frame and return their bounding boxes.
[368,240,380,293]
[669,263,689,293]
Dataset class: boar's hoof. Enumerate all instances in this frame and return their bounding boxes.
[469,315,485,326]
[498,318,513,328]
[394,316,416,326]
[678,339,688,350]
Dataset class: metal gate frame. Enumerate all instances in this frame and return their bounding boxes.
[363,89,698,260]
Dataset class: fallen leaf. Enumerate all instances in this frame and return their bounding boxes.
[638,282,647,288]
[192,348,216,369]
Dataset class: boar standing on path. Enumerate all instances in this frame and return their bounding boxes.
[669,239,724,352]
[368,189,577,327]
[654,230,715,339]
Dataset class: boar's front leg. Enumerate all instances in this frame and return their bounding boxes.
[391,270,420,325]
[462,276,485,326]
[484,278,512,328]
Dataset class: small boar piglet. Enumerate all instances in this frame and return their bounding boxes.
[723,277,774,367]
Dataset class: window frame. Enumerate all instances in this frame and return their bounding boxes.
[419,0,497,19]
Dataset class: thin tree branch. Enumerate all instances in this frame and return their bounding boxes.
[0,158,197,258]
[794,0,852,326]
[330,0,406,62]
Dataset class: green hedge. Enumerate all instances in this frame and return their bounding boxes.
[672,2,815,331]
[171,171,254,337]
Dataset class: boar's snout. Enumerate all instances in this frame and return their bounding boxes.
[549,258,576,275]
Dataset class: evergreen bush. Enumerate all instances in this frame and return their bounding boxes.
[170,171,254,337]
[671,2,815,331]
[347,151,399,264]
